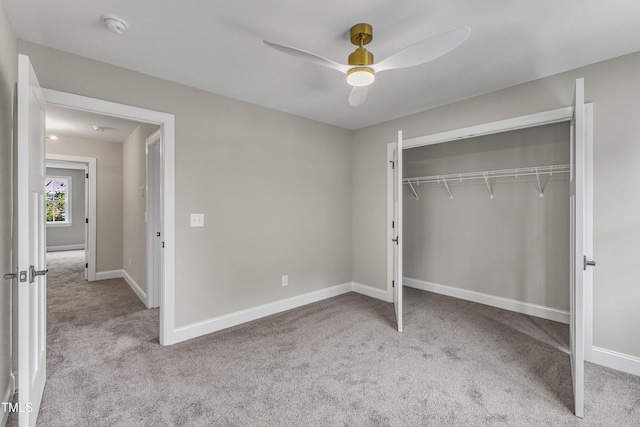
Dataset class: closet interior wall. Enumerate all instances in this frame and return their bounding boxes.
[403,122,570,312]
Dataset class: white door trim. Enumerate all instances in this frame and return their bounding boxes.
[582,103,594,362]
[403,106,574,149]
[385,143,396,304]
[42,88,177,346]
[394,104,594,359]
[393,131,403,332]
[45,155,97,281]
[146,130,162,309]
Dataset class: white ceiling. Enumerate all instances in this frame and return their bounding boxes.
[6,0,640,130]
[46,104,140,143]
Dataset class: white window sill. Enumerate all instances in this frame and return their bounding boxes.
[46,222,72,227]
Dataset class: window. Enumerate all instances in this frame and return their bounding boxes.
[46,176,72,225]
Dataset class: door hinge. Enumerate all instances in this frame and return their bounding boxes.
[162,242,165,248]
[392,221,395,229]
[392,280,395,288]
[583,256,596,270]
[86,173,89,179]
[85,263,88,269]
[86,218,88,224]
[389,160,395,169]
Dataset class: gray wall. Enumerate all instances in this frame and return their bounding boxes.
[122,123,160,293]
[403,123,569,310]
[0,0,17,411]
[46,167,86,250]
[352,52,640,359]
[19,41,353,328]
[46,137,124,273]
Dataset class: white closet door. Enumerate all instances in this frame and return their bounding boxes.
[17,54,47,427]
[569,77,585,418]
[393,131,403,332]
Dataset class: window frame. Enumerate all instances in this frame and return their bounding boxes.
[45,175,72,226]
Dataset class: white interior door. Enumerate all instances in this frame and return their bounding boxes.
[392,131,403,332]
[17,54,47,426]
[569,77,585,418]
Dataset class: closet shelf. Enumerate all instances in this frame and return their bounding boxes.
[403,164,570,200]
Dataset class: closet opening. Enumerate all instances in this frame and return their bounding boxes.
[402,122,571,323]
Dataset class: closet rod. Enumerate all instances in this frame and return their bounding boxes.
[403,164,570,199]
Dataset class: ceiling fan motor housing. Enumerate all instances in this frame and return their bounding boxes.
[350,23,373,46]
[349,23,374,66]
[349,48,373,66]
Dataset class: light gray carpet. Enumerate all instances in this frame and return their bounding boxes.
[9,250,640,426]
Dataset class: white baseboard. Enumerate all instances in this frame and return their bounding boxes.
[1,373,15,427]
[173,283,353,343]
[94,270,123,281]
[591,346,640,377]
[403,277,570,324]
[351,282,392,302]
[122,269,148,307]
[46,244,85,252]
[94,269,147,307]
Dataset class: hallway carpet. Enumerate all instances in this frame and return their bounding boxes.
[10,250,640,426]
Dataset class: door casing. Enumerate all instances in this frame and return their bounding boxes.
[146,130,162,309]
[45,155,97,281]
[42,88,177,345]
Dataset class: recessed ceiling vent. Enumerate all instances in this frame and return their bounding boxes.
[102,15,128,34]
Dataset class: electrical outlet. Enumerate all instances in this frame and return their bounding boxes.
[282,275,288,287]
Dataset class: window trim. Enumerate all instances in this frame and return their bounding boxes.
[46,175,72,226]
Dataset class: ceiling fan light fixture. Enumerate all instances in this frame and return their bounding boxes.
[347,67,374,87]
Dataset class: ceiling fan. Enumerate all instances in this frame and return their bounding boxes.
[264,23,471,107]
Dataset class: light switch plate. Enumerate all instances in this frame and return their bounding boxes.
[190,213,204,227]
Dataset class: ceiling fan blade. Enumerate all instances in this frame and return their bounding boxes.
[263,41,350,74]
[349,86,368,107]
[372,26,471,73]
